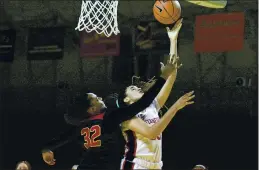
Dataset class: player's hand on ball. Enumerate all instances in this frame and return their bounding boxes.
[42,150,56,166]
[174,91,195,110]
[166,18,183,40]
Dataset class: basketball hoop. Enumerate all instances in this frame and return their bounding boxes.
[75,0,120,37]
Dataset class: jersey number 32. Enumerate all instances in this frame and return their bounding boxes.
[81,125,101,149]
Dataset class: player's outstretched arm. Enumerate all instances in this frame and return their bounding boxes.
[124,91,195,139]
[41,126,78,165]
[104,62,180,127]
[156,19,183,108]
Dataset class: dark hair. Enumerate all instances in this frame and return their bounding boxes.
[16,161,31,170]
[104,93,119,109]
[65,92,91,126]
[116,89,128,108]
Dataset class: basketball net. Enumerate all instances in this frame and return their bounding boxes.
[75,0,120,37]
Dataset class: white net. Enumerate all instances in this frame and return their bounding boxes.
[75,0,120,37]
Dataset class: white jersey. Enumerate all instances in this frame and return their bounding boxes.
[121,99,162,164]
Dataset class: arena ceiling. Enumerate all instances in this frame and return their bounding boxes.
[1,0,258,28]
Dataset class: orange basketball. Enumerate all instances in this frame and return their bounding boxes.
[153,0,181,25]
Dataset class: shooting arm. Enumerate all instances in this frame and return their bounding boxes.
[156,39,177,107]
[169,39,177,57]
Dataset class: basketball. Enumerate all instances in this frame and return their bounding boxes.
[153,0,181,25]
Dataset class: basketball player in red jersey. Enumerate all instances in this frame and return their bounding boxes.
[41,59,179,170]
[118,19,194,169]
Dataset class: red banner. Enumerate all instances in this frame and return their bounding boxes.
[80,31,120,57]
[194,12,244,52]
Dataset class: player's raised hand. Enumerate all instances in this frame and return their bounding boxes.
[168,54,182,68]
[174,91,195,110]
[160,54,181,79]
[42,150,56,166]
[166,18,183,40]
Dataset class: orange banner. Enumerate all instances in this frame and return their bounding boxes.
[194,12,244,52]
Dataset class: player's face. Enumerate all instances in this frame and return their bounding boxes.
[87,93,106,114]
[125,85,144,102]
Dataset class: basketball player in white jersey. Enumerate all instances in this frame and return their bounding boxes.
[117,19,194,169]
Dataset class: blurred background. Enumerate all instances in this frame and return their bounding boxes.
[0,0,258,170]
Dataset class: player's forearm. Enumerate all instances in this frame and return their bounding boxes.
[156,73,176,107]
[148,104,178,139]
[169,39,177,58]
[42,140,69,152]
[42,128,76,152]
[157,40,177,107]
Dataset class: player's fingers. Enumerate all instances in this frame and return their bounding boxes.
[176,19,182,26]
[173,19,183,30]
[184,91,194,97]
[49,159,56,165]
[186,101,195,105]
[166,27,170,32]
[188,91,195,95]
[44,160,52,165]
[160,62,164,67]
[174,56,180,63]
[188,95,195,100]
[171,54,177,64]
[175,18,182,26]
[167,58,173,65]
[178,23,182,29]
[178,18,183,22]
[49,161,55,166]
[184,91,192,96]
[45,156,54,162]
[45,159,53,165]
[174,23,182,32]
[177,63,183,69]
